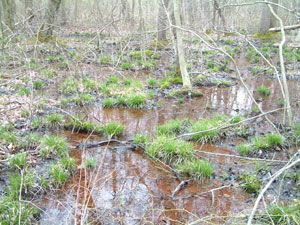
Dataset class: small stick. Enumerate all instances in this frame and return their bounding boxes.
[171,179,193,198]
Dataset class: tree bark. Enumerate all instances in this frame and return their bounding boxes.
[138,0,144,31]
[0,0,16,31]
[157,0,170,40]
[259,0,278,33]
[173,0,192,89]
[41,0,62,36]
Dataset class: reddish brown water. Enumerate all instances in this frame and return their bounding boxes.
[38,78,299,224]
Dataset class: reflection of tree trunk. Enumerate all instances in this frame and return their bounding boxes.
[173,0,191,89]
[41,0,62,36]
[157,0,170,40]
[259,0,278,33]
[0,0,16,31]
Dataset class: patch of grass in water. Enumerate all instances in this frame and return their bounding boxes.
[145,135,193,163]
[103,121,124,137]
[257,86,271,96]
[189,115,227,143]
[237,144,252,156]
[157,119,182,136]
[127,94,146,108]
[175,159,214,179]
[133,133,149,144]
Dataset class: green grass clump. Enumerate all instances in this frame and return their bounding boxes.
[147,78,157,87]
[231,115,243,124]
[266,133,284,147]
[133,133,149,144]
[145,136,193,163]
[9,152,27,169]
[189,115,227,143]
[237,144,252,156]
[102,98,115,108]
[40,135,68,158]
[103,121,124,137]
[83,78,98,91]
[252,136,269,149]
[121,63,135,70]
[33,80,44,90]
[213,80,231,87]
[257,86,271,96]
[157,119,181,136]
[107,75,119,84]
[127,94,146,108]
[99,56,112,65]
[60,78,79,95]
[45,113,64,127]
[175,159,214,179]
[160,81,170,89]
[60,157,76,172]
[240,173,261,194]
[49,164,70,187]
[267,201,300,224]
[138,60,157,69]
[123,78,133,86]
[72,94,95,105]
[84,157,98,169]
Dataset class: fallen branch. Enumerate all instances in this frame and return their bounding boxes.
[176,107,286,139]
[269,24,300,32]
[171,179,193,198]
[194,150,288,163]
[171,184,232,201]
[247,155,300,225]
[76,139,127,149]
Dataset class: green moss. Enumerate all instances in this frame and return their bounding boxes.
[121,63,135,70]
[253,31,280,40]
[213,80,232,87]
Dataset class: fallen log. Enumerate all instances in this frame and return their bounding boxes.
[269,24,300,32]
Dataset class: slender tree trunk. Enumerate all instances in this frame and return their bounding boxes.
[131,0,135,25]
[25,0,34,21]
[157,0,170,41]
[60,0,67,25]
[138,0,144,31]
[259,0,278,33]
[173,0,192,89]
[0,0,16,31]
[41,0,62,36]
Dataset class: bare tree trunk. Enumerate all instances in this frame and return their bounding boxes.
[259,0,278,33]
[25,0,34,21]
[131,0,135,25]
[173,0,192,89]
[213,0,227,31]
[0,0,16,31]
[60,0,67,25]
[138,0,144,31]
[157,0,170,40]
[41,0,62,36]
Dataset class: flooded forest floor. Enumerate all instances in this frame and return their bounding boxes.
[0,30,300,224]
